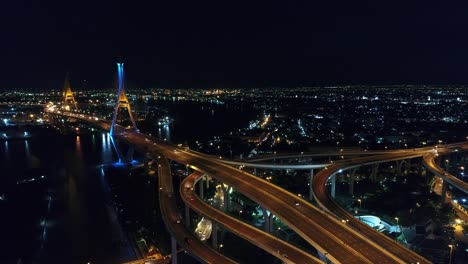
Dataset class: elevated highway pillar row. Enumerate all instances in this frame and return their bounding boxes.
[370,163,379,182]
[309,169,314,200]
[417,158,424,175]
[396,160,402,177]
[206,174,210,189]
[348,168,357,196]
[144,154,150,174]
[220,183,229,212]
[330,174,336,198]
[185,204,190,228]
[211,224,218,249]
[268,213,274,233]
[260,207,274,233]
[199,175,204,200]
[171,236,177,264]
[441,180,448,203]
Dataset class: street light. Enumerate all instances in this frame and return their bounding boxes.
[448,244,453,264]
[394,217,399,232]
[357,199,362,209]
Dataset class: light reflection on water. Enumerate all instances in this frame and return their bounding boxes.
[3,141,9,162]
[0,132,126,263]
[75,135,81,155]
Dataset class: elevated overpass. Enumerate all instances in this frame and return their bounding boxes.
[180,171,323,264]
[156,156,237,264]
[48,108,431,264]
[44,63,451,263]
[422,149,468,195]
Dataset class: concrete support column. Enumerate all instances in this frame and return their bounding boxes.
[126,146,134,163]
[268,213,274,233]
[261,207,270,233]
[348,175,354,196]
[318,252,330,263]
[309,169,314,200]
[331,174,336,199]
[396,160,402,177]
[144,158,150,174]
[441,180,447,203]
[199,176,204,200]
[211,224,218,249]
[418,158,424,175]
[220,184,229,212]
[185,204,190,228]
[370,163,379,182]
[171,236,177,264]
[349,168,357,195]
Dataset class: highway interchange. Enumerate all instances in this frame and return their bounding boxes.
[48,109,468,264]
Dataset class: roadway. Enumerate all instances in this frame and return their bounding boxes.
[422,149,468,195]
[49,110,447,264]
[311,146,468,264]
[122,131,410,264]
[180,171,323,264]
[312,151,435,264]
[156,155,237,263]
[219,146,459,170]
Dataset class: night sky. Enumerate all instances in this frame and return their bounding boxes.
[2,1,468,90]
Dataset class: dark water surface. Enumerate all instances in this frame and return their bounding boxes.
[153,100,256,143]
[0,102,256,264]
[0,133,134,264]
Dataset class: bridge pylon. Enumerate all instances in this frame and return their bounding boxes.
[63,73,78,111]
[110,63,137,135]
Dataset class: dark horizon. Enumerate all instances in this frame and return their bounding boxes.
[2,1,468,90]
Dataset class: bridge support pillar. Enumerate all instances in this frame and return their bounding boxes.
[417,158,424,175]
[268,213,274,233]
[348,177,354,196]
[171,236,177,264]
[126,146,134,163]
[220,184,229,212]
[396,160,402,177]
[370,163,379,182]
[185,204,190,228]
[109,136,134,164]
[211,224,218,249]
[317,251,329,263]
[199,176,204,200]
[309,169,314,200]
[441,180,447,203]
[261,207,273,233]
[144,156,150,174]
[331,174,336,199]
[348,168,357,196]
